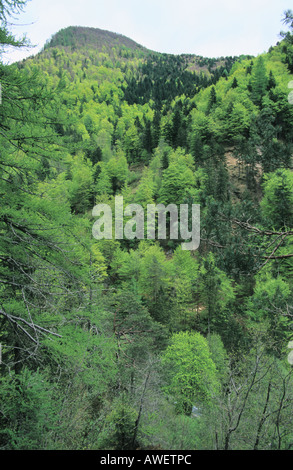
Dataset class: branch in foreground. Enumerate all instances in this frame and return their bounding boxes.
[0,308,62,345]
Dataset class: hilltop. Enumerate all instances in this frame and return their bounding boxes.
[42,25,248,65]
[33,25,249,107]
[44,25,148,53]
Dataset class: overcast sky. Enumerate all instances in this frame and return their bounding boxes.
[3,0,292,63]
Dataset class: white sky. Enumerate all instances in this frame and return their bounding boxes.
[3,0,292,63]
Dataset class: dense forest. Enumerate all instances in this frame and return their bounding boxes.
[1,1,293,451]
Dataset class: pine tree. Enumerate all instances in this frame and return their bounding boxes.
[261,169,293,230]
[207,86,217,113]
[250,56,268,106]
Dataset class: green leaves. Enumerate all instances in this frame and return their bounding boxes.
[161,331,219,414]
[250,56,268,106]
[158,149,203,206]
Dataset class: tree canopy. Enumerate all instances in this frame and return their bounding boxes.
[1,1,293,451]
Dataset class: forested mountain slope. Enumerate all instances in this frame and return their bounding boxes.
[1,3,293,450]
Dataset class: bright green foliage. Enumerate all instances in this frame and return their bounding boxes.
[171,247,198,300]
[161,331,219,414]
[250,56,268,105]
[158,149,204,205]
[95,151,129,195]
[95,162,112,195]
[226,101,251,140]
[169,247,199,329]
[138,244,171,321]
[66,153,94,213]
[106,152,129,193]
[134,167,155,207]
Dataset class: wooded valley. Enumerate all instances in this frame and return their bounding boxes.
[1,1,293,450]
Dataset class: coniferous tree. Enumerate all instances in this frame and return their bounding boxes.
[250,56,268,106]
